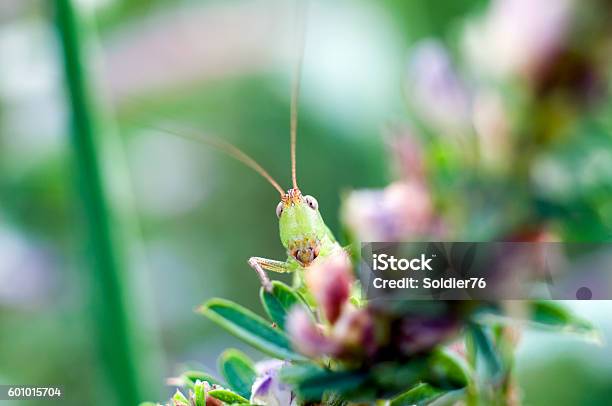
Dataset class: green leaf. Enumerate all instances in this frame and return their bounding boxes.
[283,356,467,403]
[279,363,325,384]
[372,361,425,392]
[194,382,205,406]
[425,349,470,389]
[208,389,250,404]
[218,349,256,399]
[530,301,601,341]
[474,302,601,343]
[390,383,445,406]
[280,364,369,401]
[181,370,223,388]
[199,298,306,361]
[323,392,349,406]
[466,324,503,383]
[172,389,190,406]
[260,281,311,330]
[372,350,468,397]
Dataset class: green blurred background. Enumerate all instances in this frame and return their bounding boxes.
[0,0,610,404]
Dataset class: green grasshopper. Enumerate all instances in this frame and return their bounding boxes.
[229,57,343,292]
[160,13,344,292]
[161,123,343,292]
[246,142,343,292]
[246,6,345,292]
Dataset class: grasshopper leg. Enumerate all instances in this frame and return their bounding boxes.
[248,257,292,292]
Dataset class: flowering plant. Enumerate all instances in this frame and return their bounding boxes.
[143,247,596,406]
[143,0,611,404]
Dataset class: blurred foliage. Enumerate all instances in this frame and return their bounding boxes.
[0,0,611,405]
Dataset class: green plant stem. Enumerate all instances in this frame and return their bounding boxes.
[55,0,148,403]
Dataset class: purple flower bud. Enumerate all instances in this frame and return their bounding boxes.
[406,39,471,135]
[250,360,296,406]
[305,251,353,324]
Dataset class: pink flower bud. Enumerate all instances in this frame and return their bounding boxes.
[305,251,353,324]
[406,40,471,136]
[343,181,434,242]
[462,0,574,79]
[286,307,338,358]
[331,306,376,358]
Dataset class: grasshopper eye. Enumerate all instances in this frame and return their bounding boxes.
[304,195,318,210]
[276,201,284,218]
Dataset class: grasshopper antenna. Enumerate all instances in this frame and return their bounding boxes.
[290,0,309,190]
[149,124,285,197]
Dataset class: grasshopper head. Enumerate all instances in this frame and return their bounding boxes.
[276,188,327,267]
